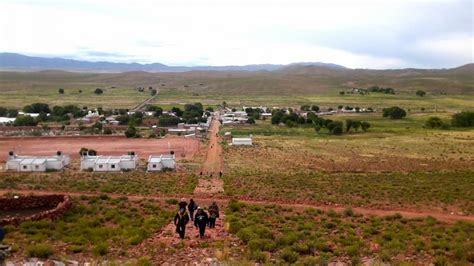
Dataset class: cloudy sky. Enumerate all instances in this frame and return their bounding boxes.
[0,0,472,69]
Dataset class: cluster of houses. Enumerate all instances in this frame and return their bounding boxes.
[220,106,272,125]
[166,115,212,137]
[5,151,176,172]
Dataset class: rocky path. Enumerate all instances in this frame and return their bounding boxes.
[129,216,239,265]
[129,113,231,264]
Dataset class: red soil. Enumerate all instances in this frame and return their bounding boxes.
[0,136,200,161]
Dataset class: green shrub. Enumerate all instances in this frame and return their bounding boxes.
[165,198,178,205]
[26,244,54,259]
[236,228,258,244]
[228,199,241,213]
[280,247,299,263]
[137,257,152,266]
[249,250,267,263]
[68,245,85,253]
[452,111,474,127]
[343,207,354,217]
[92,243,108,256]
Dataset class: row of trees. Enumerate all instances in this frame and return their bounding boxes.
[0,107,18,118]
[426,111,474,129]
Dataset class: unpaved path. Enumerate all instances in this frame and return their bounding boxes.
[194,113,224,196]
[130,92,158,112]
[1,189,473,223]
[128,214,239,265]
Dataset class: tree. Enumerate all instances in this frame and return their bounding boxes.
[58,88,64,94]
[125,126,139,138]
[13,115,38,126]
[300,105,311,111]
[311,105,320,112]
[94,88,104,95]
[416,90,426,97]
[158,114,181,126]
[23,103,51,113]
[383,106,407,119]
[1,108,18,118]
[451,111,474,127]
[327,121,343,135]
[171,107,183,117]
[361,121,371,131]
[425,117,444,129]
[346,119,353,132]
[150,89,157,96]
[247,117,256,124]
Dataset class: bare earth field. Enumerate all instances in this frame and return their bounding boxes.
[0,136,199,161]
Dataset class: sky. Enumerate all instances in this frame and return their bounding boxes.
[0,0,472,69]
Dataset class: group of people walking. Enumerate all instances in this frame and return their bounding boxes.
[173,198,220,240]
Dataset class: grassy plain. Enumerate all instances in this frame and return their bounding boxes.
[226,200,474,264]
[1,195,174,262]
[0,172,199,195]
[1,69,473,109]
[222,113,474,214]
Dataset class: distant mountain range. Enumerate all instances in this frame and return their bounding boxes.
[0,53,347,72]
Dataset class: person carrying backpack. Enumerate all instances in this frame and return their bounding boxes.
[194,207,209,239]
[208,202,219,228]
[188,199,198,221]
[174,208,189,239]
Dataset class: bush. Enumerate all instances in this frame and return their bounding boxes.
[165,198,178,205]
[94,88,104,95]
[280,247,298,263]
[125,126,139,138]
[13,115,38,126]
[92,243,108,256]
[425,117,444,129]
[416,90,426,97]
[383,106,407,119]
[26,244,54,259]
[452,111,474,127]
[361,121,371,131]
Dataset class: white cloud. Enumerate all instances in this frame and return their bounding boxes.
[0,0,472,68]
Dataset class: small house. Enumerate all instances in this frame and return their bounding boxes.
[6,152,70,172]
[80,153,138,172]
[232,136,253,146]
[147,154,176,171]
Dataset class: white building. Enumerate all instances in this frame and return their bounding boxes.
[6,152,70,172]
[80,154,138,172]
[232,136,253,146]
[147,154,176,171]
[0,117,16,125]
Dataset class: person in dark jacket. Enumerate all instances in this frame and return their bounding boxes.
[208,202,220,228]
[178,198,188,210]
[188,199,198,221]
[194,207,209,239]
[174,208,190,239]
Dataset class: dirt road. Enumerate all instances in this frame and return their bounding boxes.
[1,189,473,223]
[193,113,224,196]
